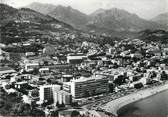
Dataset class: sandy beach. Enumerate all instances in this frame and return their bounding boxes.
[102,82,168,116]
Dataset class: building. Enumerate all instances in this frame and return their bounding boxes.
[54,90,72,105]
[0,67,16,75]
[61,75,73,82]
[67,53,87,64]
[63,75,109,98]
[25,63,39,72]
[25,52,36,57]
[46,64,73,72]
[22,95,32,105]
[39,85,61,103]
[63,82,71,93]
[39,68,50,74]
[15,81,28,89]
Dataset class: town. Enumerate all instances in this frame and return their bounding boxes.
[0,25,168,117]
[1,2,168,117]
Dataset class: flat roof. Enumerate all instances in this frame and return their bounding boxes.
[71,75,107,83]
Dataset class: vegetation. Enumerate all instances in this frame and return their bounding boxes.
[138,29,168,43]
[0,88,44,117]
[71,110,80,117]
[2,44,43,53]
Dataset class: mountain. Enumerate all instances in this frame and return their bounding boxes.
[26,2,165,35]
[26,2,89,28]
[0,3,61,25]
[152,13,168,26]
[26,2,57,14]
[0,3,74,44]
[0,3,18,25]
[86,8,164,33]
[48,6,90,27]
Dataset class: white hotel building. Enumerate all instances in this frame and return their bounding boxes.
[63,75,109,98]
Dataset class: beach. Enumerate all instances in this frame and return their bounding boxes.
[102,82,168,116]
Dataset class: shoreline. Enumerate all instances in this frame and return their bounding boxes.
[102,82,168,116]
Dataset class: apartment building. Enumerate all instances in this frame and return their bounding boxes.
[63,75,109,98]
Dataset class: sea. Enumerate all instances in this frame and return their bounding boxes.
[118,90,168,117]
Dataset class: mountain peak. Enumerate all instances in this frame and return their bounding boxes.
[88,7,163,32]
[26,2,57,14]
[90,8,106,16]
[91,7,131,17]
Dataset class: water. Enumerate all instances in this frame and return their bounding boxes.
[118,90,168,117]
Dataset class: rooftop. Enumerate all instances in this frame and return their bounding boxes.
[71,75,107,83]
[0,67,15,72]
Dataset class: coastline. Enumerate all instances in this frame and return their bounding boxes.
[102,82,168,116]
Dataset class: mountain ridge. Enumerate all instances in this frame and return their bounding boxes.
[152,12,168,26]
[26,2,166,34]
[0,3,75,44]
[87,8,164,33]
[26,2,90,27]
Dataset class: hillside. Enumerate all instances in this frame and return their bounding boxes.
[138,29,168,43]
[26,2,56,14]
[152,13,168,26]
[86,8,163,32]
[0,4,75,44]
[0,3,18,25]
[26,2,165,35]
[26,2,90,28]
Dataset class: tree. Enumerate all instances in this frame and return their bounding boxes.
[31,89,39,97]
[71,102,79,107]
[109,83,115,93]
[47,78,52,84]
[56,101,60,107]
[31,108,45,117]
[32,67,39,75]
[134,83,143,89]
[5,84,11,89]
[113,75,126,85]
[71,111,80,117]
[50,111,58,117]
[161,71,168,80]
[60,102,65,108]
[44,61,49,66]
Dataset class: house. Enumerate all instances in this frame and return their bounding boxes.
[0,67,16,76]
[15,81,29,89]
[25,63,39,72]
[22,95,32,104]
[46,64,73,72]
[39,68,50,74]
[25,52,36,57]
[67,53,87,65]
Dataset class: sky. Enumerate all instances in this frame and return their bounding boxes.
[1,0,168,19]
